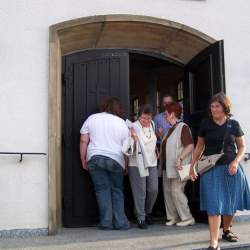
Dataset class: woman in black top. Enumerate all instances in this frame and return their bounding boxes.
[190,93,250,250]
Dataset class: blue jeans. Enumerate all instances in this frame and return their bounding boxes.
[88,155,129,229]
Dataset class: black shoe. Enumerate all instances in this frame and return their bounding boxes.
[137,220,148,229]
[146,215,154,225]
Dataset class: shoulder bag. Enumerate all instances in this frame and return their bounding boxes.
[176,123,192,181]
[196,119,231,175]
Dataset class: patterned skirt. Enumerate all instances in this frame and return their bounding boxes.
[200,164,250,215]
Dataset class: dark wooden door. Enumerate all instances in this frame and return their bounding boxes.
[62,50,129,227]
[183,40,226,221]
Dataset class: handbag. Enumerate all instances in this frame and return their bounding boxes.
[196,153,223,175]
[195,119,231,175]
[178,163,191,181]
[173,123,192,181]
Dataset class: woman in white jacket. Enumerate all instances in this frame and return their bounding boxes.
[128,104,158,229]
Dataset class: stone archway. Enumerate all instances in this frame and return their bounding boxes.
[48,14,216,234]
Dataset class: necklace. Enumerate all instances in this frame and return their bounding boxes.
[142,126,152,139]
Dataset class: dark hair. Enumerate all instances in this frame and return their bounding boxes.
[138,104,153,117]
[100,97,123,117]
[165,102,182,119]
[208,92,232,117]
[162,94,173,100]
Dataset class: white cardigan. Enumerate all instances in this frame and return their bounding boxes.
[122,121,157,177]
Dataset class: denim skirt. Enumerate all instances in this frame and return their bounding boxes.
[200,164,250,215]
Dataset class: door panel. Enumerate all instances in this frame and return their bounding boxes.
[183,41,225,221]
[63,50,129,227]
[191,56,212,113]
[184,40,225,126]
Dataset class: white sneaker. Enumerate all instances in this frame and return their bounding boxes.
[176,218,195,226]
[165,219,179,226]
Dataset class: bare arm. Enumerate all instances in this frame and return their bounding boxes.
[228,136,246,175]
[176,144,194,170]
[80,134,90,170]
[235,136,246,163]
[189,137,205,181]
[179,144,194,161]
[191,137,205,167]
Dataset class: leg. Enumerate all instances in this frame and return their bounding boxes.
[171,179,194,223]
[162,171,179,222]
[222,215,238,242]
[107,160,129,229]
[208,215,221,248]
[145,167,158,215]
[222,215,234,231]
[151,176,165,217]
[128,167,146,221]
[88,157,113,229]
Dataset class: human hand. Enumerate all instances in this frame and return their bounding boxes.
[189,165,198,181]
[81,159,88,171]
[176,159,183,171]
[228,160,238,175]
[158,127,164,138]
[123,167,128,176]
[130,128,138,141]
[155,148,160,160]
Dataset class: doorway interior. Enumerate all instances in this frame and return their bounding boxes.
[49,15,224,234]
[62,44,226,227]
[129,52,184,121]
[126,52,185,220]
[61,50,186,227]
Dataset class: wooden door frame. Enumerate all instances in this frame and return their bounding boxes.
[48,14,215,235]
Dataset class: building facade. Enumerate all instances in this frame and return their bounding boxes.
[0,0,250,235]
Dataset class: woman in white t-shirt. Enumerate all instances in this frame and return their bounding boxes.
[128,104,158,229]
[80,97,130,230]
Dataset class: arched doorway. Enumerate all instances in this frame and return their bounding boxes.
[49,14,225,234]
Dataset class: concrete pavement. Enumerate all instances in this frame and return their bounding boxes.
[0,221,250,250]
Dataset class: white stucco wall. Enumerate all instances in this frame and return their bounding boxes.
[0,0,250,230]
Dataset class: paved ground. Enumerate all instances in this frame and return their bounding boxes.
[0,222,250,250]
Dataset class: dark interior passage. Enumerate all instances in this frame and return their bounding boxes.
[62,41,225,227]
[129,52,185,121]
[125,52,185,220]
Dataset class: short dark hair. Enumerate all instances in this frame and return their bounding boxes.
[100,97,123,117]
[208,92,232,117]
[138,104,153,117]
[165,102,182,119]
[162,94,173,100]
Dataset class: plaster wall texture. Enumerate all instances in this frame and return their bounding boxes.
[0,0,249,229]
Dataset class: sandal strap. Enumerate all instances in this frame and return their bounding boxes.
[222,230,239,242]
[223,230,239,239]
